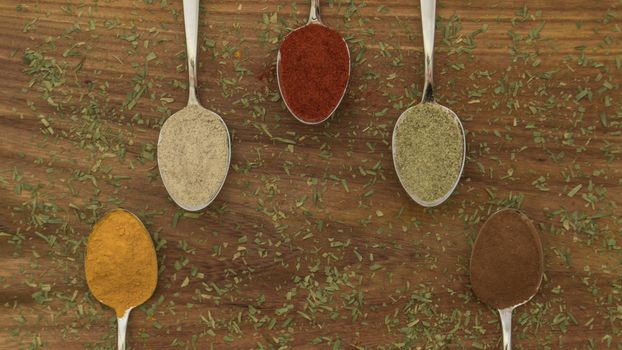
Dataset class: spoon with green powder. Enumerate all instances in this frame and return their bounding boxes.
[157,0,231,211]
[392,0,466,207]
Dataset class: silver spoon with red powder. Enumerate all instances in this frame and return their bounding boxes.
[276,0,351,124]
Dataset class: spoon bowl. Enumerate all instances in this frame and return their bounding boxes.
[276,0,351,125]
[158,103,231,212]
[85,209,158,350]
[157,0,231,211]
[393,102,465,207]
[392,0,466,207]
[470,209,544,350]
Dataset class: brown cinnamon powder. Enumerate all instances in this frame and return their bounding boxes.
[469,209,544,309]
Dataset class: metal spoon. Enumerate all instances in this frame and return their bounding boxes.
[276,0,351,125]
[470,209,544,350]
[392,0,466,207]
[117,308,131,350]
[498,304,528,350]
[157,0,231,211]
[84,209,158,350]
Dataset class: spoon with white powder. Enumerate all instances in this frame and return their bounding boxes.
[157,0,231,211]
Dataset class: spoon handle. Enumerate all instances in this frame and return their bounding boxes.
[183,0,200,105]
[308,0,321,24]
[117,309,131,350]
[420,0,436,103]
[498,307,513,350]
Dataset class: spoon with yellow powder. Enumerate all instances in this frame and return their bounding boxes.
[85,209,158,350]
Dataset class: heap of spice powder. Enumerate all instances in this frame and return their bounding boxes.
[470,209,544,309]
[84,209,158,317]
[157,105,229,210]
[278,23,350,123]
[393,103,464,203]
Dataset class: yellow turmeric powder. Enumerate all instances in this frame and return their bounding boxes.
[84,209,158,318]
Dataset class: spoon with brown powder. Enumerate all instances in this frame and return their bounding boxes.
[157,0,231,211]
[85,209,158,350]
[470,209,544,350]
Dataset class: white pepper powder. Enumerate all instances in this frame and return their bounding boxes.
[157,105,229,210]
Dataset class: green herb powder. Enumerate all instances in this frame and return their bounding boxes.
[394,103,464,203]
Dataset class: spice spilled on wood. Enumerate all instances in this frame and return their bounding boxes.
[393,103,464,203]
[277,23,350,124]
[158,105,230,210]
[84,209,158,317]
[470,209,544,309]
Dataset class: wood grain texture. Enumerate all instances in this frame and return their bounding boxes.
[1,0,621,349]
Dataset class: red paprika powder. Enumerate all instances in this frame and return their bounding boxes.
[277,23,350,124]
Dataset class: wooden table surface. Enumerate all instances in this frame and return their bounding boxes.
[1,0,621,349]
